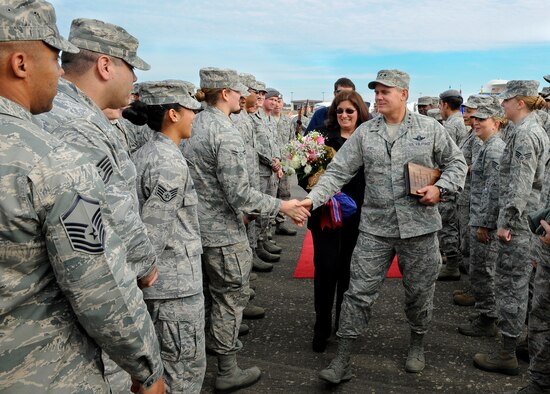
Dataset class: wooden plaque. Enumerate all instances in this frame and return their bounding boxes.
[404,162,441,197]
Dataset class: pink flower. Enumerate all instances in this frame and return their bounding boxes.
[317,136,325,145]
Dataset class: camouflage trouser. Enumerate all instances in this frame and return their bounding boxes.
[275,175,291,224]
[102,353,131,393]
[458,203,470,270]
[469,227,497,318]
[529,262,550,388]
[495,230,533,338]
[146,294,206,394]
[256,174,276,241]
[437,199,461,258]
[337,231,441,338]
[246,220,258,250]
[202,242,252,355]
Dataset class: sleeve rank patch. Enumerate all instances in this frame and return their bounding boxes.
[60,194,105,254]
[155,184,178,203]
[96,156,114,185]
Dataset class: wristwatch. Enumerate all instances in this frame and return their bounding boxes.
[438,187,448,197]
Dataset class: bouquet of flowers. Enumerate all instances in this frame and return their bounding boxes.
[281,131,336,190]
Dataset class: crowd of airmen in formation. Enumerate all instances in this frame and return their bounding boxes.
[0,1,549,393]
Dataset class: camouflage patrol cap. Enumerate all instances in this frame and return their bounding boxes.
[439,89,462,100]
[239,73,257,90]
[162,79,196,96]
[139,80,201,110]
[417,96,432,105]
[431,97,440,106]
[255,80,267,93]
[238,75,251,97]
[199,67,248,94]
[540,87,550,100]
[0,0,78,53]
[69,18,150,70]
[462,94,492,109]
[471,97,503,120]
[427,108,442,121]
[499,80,539,100]
[368,69,410,90]
[544,75,550,83]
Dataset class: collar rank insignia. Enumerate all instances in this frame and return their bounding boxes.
[413,135,426,141]
[96,156,114,185]
[156,184,178,203]
[60,194,105,254]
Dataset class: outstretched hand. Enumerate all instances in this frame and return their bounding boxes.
[280,199,311,226]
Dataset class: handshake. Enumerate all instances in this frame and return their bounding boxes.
[528,208,550,236]
[279,198,314,226]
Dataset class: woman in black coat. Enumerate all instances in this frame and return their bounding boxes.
[306,91,370,352]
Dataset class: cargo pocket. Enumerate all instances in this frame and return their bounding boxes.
[220,244,252,286]
[157,303,197,362]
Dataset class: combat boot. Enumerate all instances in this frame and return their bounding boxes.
[256,243,280,263]
[249,288,256,301]
[263,240,282,255]
[243,303,265,320]
[215,354,261,392]
[249,273,258,281]
[438,254,461,281]
[318,338,354,384]
[473,335,519,376]
[405,331,425,373]
[453,283,471,296]
[458,314,497,337]
[238,323,249,337]
[453,288,475,306]
[276,222,297,236]
[252,254,274,272]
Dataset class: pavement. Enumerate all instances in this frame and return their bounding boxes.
[200,178,529,394]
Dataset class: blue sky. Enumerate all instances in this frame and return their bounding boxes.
[50,0,550,104]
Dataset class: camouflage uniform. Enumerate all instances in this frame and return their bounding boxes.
[469,133,505,318]
[33,18,157,392]
[133,131,205,394]
[182,100,281,355]
[274,114,293,201]
[120,118,155,154]
[251,107,280,242]
[496,110,549,339]
[110,118,131,152]
[0,96,163,392]
[438,111,468,261]
[307,108,467,338]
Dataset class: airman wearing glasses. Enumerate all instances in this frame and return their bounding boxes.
[301,69,467,383]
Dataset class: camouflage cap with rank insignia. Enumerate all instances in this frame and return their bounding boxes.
[199,67,248,95]
[68,18,150,70]
[368,69,410,90]
[499,80,539,100]
[0,0,78,53]
[139,80,201,110]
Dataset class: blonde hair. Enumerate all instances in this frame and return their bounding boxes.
[492,115,508,129]
[195,88,224,106]
[516,95,547,111]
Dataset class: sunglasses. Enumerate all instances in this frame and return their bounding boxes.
[336,108,356,115]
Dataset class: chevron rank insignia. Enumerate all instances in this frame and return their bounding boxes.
[60,194,105,254]
[96,156,114,184]
[514,150,532,162]
[412,135,426,141]
[155,184,178,203]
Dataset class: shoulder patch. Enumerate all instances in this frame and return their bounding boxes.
[96,156,114,184]
[60,194,105,254]
[514,150,532,162]
[155,184,178,203]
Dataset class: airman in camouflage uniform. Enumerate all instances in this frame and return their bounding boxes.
[0,2,164,392]
[437,89,468,281]
[304,70,467,383]
[130,81,205,393]
[182,67,309,392]
[458,99,506,337]
[33,17,158,392]
[474,80,549,377]
[417,96,434,115]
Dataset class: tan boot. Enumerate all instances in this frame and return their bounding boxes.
[473,336,519,376]
[453,289,475,306]
[318,338,354,384]
[215,354,261,392]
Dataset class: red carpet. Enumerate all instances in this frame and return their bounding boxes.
[293,230,402,279]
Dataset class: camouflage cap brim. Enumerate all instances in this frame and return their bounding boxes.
[43,35,79,54]
[177,95,201,110]
[125,54,150,71]
[544,75,550,83]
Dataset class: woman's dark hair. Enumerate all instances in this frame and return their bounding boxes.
[441,96,463,111]
[326,91,370,131]
[122,100,183,132]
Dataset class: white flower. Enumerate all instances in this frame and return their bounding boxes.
[304,164,312,174]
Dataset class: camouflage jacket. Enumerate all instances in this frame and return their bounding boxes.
[497,111,549,231]
[531,161,550,267]
[274,114,293,148]
[443,111,468,146]
[250,108,280,175]
[231,111,259,189]
[457,130,483,206]
[0,97,162,392]
[535,109,550,139]
[133,133,203,299]
[307,109,467,239]
[183,105,281,247]
[469,134,506,228]
[34,78,157,279]
[120,117,155,155]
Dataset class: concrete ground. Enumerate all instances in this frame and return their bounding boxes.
[201,178,529,394]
